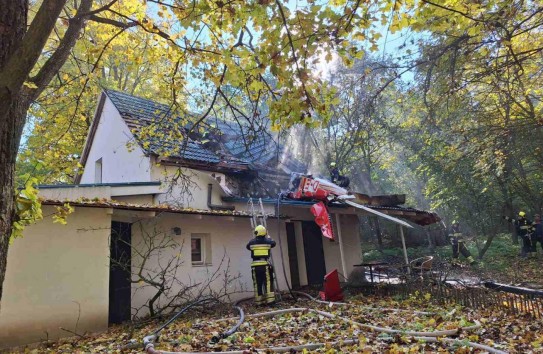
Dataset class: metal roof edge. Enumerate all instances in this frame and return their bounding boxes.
[222,196,317,206]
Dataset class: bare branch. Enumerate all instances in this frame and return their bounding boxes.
[29,0,93,99]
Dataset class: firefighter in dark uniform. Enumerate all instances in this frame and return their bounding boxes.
[329,162,350,188]
[449,221,476,265]
[246,225,276,305]
[503,211,535,258]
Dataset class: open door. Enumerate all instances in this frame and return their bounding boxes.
[302,221,326,285]
[109,221,131,324]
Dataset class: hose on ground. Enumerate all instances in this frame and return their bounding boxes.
[143,298,244,352]
[145,307,505,354]
[151,337,506,354]
[209,306,244,344]
[292,291,435,315]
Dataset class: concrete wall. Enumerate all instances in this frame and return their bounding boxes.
[113,195,155,205]
[129,213,292,317]
[39,186,112,200]
[0,207,111,349]
[151,165,226,210]
[80,96,152,184]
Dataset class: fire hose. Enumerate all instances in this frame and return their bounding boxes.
[143,298,245,353]
[142,292,507,354]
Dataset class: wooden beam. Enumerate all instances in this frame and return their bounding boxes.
[399,225,410,274]
[335,214,348,281]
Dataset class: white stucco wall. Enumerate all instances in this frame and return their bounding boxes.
[39,186,112,200]
[79,95,152,184]
[0,207,111,349]
[151,165,226,210]
[129,213,291,318]
[323,214,362,280]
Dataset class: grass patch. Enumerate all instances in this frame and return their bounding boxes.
[362,233,543,283]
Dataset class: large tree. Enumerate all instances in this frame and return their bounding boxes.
[0,0,96,311]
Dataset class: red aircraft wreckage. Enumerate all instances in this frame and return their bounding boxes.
[287,173,413,240]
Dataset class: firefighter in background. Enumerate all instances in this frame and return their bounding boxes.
[503,211,535,258]
[329,162,350,188]
[246,225,276,305]
[449,221,476,265]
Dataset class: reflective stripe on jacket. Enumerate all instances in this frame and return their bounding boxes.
[508,218,534,236]
[250,244,271,257]
[246,236,276,261]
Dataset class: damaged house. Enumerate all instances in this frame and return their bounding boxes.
[0,89,440,348]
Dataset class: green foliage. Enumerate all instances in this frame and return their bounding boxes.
[363,233,520,274]
[13,178,43,240]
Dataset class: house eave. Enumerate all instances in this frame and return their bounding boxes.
[157,156,251,174]
[41,199,257,218]
[222,196,440,226]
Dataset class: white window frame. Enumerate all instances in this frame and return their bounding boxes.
[191,233,211,266]
[95,158,103,183]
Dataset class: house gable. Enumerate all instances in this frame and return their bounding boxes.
[77,93,152,184]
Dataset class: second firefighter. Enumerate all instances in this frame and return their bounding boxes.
[503,211,535,258]
[246,225,276,305]
[449,221,476,265]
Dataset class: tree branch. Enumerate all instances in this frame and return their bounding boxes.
[29,0,93,99]
[0,0,67,118]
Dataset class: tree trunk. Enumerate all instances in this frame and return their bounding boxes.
[478,233,496,260]
[0,97,29,310]
[0,0,77,310]
[372,217,383,249]
[0,0,28,313]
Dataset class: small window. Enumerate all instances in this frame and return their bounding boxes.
[191,234,211,266]
[191,238,202,264]
[95,158,103,183]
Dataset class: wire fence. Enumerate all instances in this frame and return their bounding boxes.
[355,282,543,318]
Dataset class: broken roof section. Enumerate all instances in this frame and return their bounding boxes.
[104,89,298,196]
[100,89,440,224]
[105,89,297,172]
[105,89,223,165]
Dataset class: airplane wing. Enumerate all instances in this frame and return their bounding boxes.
[343,200,413,228]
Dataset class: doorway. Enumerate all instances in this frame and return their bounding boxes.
[302,221,326,285]
[285,222,300,288]
[109,221,132,324]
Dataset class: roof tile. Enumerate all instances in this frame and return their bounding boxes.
[106,89,221,164]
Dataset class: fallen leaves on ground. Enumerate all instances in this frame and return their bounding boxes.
[8,294,543,353]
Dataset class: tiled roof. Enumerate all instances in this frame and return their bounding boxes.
[148,140,220,164]
[104,89,305,181]
[106,89,173,123]
[224,134,278,166]
[105,89,221,164]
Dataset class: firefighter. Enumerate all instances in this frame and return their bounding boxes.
[246,225,276,305]
[449,221,476,265]
[503,211,535,258]
[329,162,350,188]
